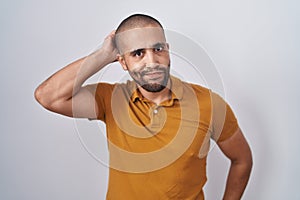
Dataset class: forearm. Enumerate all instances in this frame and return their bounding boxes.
[35,48,111,106]
[222,160,252,200]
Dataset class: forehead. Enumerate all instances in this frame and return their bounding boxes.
[115,27,166,54]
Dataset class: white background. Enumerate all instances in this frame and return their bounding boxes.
[1,0,299,199]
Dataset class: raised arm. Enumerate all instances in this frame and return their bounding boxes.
[34,31,118,119]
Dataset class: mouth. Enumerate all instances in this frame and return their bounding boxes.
[143,71,165,80]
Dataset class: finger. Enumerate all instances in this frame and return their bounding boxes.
[105,30,116,40]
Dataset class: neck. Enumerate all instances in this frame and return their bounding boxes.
[138,79,171,105]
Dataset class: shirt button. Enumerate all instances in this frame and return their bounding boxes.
[153,109,158,114]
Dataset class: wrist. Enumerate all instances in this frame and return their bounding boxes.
[91,47,117,66]
[89,49,108,66]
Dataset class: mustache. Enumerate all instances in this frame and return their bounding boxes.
[140,65,167,76]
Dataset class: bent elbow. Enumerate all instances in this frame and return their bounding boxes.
[34,85,42,103]
[34,84,53,110]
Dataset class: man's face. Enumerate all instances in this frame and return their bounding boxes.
[116,26,171,93]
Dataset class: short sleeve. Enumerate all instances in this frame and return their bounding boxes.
[84,82,114,122]
[211,92,239,142]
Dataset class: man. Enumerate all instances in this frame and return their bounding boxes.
[35,14,252,200]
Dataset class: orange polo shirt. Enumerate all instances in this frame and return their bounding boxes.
[87,76,238,200]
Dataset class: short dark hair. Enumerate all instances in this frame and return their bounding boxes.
[116,14,163,34]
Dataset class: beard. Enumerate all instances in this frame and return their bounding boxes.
[128,63,170,93]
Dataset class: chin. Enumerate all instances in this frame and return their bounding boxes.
[141,83,166,93]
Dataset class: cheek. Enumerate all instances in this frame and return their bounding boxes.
[126,60,145,72]
[158,53,170,64]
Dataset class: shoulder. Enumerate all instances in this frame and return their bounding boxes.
[171,76,209,93]
[188,82,211,95]
[184,81,227,104]
[85,80,135,94]
[84,82,115,97]
[181,80,212,101]
[87,80,137,102]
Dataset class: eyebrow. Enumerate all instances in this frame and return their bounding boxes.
[129,48,144,56]
[152,42,167,49]
[129,42,166,54]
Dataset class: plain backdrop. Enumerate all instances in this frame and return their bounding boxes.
[1,0,299,199]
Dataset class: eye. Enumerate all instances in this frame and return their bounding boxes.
[155,46,163,52]
[153,43,166,52]
[154,45,164,52]
[131,49,144,57]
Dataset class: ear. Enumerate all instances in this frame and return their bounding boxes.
[166,43,170,50]
[117,54,128,71]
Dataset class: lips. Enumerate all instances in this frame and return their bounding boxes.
[143,71,164,80]
[141,68,164,75]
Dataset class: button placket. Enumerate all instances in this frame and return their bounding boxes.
[150,105,160,128]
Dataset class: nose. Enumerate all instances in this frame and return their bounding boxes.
[143,49,157,66]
